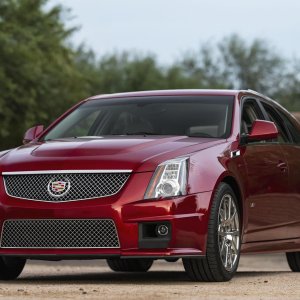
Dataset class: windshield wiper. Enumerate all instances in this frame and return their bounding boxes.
[186,133,214,138]
[44,136,103,141]
[44,136,79,141]
[124,132,161,136]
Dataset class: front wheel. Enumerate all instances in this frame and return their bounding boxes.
[183,183,241,282]
[106,258,153,272]
[286,252,300,271]
[0,257,26,280]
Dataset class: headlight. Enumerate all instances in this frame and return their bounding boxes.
[144,157,188,199]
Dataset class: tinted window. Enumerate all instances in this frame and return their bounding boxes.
[241,99,265,135]
[63,110,100,138]
[43,96,234,140]
[261,102,290,143]
[277,110,300,143]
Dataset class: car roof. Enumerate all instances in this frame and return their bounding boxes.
[88,89,242,100]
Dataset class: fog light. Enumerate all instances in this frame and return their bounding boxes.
[156,224,169,236]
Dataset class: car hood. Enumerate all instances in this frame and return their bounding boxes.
[0,136,226,173]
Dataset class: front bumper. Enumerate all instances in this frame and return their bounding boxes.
[0,172,212,259]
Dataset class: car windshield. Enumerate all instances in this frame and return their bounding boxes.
[42,95,234,140]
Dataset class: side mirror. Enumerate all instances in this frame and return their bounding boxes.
[248,120,278,141]
[23,125,44,144]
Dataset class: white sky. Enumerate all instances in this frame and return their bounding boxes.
[50,0,300,64]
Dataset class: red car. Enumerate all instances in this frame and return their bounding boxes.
[1,89,300,282]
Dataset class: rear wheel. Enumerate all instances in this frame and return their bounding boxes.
[106,258,153,272]
[286,252,300,271]
[0,257,26,280]
[183,183,241,282]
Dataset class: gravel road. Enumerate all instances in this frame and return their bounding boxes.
[0,254,299,300]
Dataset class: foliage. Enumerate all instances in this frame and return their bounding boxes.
[0,0,86,148]
[0,0,299,150]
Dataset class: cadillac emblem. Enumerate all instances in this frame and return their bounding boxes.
[47,178,71,197]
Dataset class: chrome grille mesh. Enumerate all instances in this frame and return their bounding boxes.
[3,172,130,202]
[1,219,120,248]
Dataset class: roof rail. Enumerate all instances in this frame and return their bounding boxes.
[246,89,275,102]
[247,89,261,95]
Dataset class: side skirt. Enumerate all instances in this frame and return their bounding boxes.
[241,237,300,254]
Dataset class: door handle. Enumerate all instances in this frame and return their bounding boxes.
[277,161,288,172]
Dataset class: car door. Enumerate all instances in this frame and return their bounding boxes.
[240,98,290,243]
[266,103,300,239]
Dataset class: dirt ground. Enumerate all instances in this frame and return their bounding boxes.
[0,253,299,300]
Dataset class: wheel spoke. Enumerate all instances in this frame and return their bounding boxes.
[229,210,237,223]
[229,247,233,269]
[218,231,227,237]
[225,245,229,268]
[220,238,226,255]
[220,208,225,223]
[231,240,238,254]
[222,201,236,226]
[218,224,222,232]
[230,230,239,236]
[218,193,240,272]
[228,197,232,222]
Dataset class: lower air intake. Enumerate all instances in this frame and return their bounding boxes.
[0,219,120,248]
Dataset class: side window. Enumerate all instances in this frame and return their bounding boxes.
[241,99,265,136]
[261,103,290,143]
[278,110,300,144]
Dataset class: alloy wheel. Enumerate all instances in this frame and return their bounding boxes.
[218,194,240,271]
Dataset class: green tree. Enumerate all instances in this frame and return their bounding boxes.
[94,53,166,93]
[275,60,300,111]
[0,0,299,151]
[179,46,231,89]
[176,35,300,110]
[178,35,286,95]
[0,0,88,148]
[218,35,285,95]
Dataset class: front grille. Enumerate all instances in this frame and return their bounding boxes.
[3,171,130,202]
[1,219,120,248]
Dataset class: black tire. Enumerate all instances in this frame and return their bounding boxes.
[0,257,26,280]
[286,252,300,271]
[106,258,153,272]
[183,182,241,282]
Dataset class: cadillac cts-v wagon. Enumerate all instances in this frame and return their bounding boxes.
[1,89,300,282]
